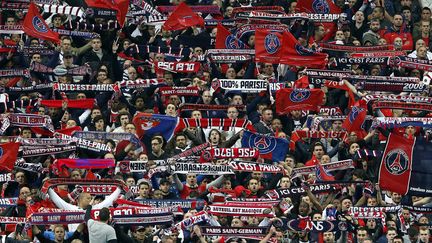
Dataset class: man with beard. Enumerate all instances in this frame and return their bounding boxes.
[383,14,413,50]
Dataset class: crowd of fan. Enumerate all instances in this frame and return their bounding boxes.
[1,0,432,242]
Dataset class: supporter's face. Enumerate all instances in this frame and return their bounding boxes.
[312,213,322,221]
[422,10,432,21]
[231,95,243,105]
[71,171,81,179]
[19,187,30,200]
[371,21,380,32]
[139,184,150,197]
[262,110,273,122]
[403,10,411,20]
[366,219,376,229]
[95,119,104,130]
[316,26,325,37]
[335,31,345,40]
[128,67,137,80]
[53,17,62,27]
[387,221,396,228]
[298,202,309,215]
[418,47,428,58]
[367,197,377,206]
[279,178,291,189]
[120,115,129,126]
[202,91,212,104]
[313,145,324,158]
[391,192,402,203]
[54,227,65,241]
[134,228,147,240]
[349,143,360,154]
[160,182,170,192]
[61,39,72,51]
[393,15,403,27]
[226,68,236,79]
[191,111,202,119]
[186,174,197,185]
[222,180,232,189]
[402,209,410,220]
[321,155,330,164]
[291,110,301,118]
[91,109,101,118]
[248,35,255,47]
[357,230,367,241]
[285,157,295,168]
[400,0,412,6]
[387,230,397,240]
[332,120,342,131]
[165,104,177,117]
[92,39,102,51]
[123,40,130,50]
[231,218,243,227]
[378,38,387,45]
[164,74,174,86]
[16,172,25,185]
[81,193,92,206]
[209,130,220,143]
[372,8,382,18]
[342,199,352,211]
[6,17,15,26]
[151,139,162,153]
[175,135,187,148]
[227,107,239,119]
[22,129,32,138]
[66,119,77,128]
[263,63,274,75]
[271,119,282,130]
[125,124,136,134]
[32,54,42,63]
[248,179,259,192]
[323,232,335,242]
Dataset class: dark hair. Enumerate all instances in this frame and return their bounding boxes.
[99,207,110,221]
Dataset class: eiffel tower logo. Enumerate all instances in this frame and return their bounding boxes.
[389,153,404,172]
[254,136,269,149]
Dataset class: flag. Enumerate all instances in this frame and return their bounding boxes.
[296,0,341,14]
[0,142,21,172]
[379,133,419,195]
[293,76,310,89]
[23,2,59,44]
[132,113,178,141]
[342,99,367,133]
[315,159,335,181]
[241,130,288,162]
[163,2,204,31]
[280,31,328,68]
[85,0,129,27]
[255,29,283,64]
[275,88,324,115]
[215,23,248,49]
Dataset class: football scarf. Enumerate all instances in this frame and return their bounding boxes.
[319,42,394,52]
[21,145,76,157]
[201,227,268,237]
[14,159,47,174]
[134,199,206,210]
[41,4,84,17]
[54,133,112,152]
[158,86,200,96]
[211,79,282,94]
[363,94,432,104]
[291,160,354,179]
[172,143,210,159]
[40,99,96,109]
[208,204,274,217]
[180,104,246,112]
[54,159,115,171]
[392,56,432,72]
[225,197,281,206]
[228,160,284,174]
[41,178,128,194]
[0,198,18,207]
[265,184,338,199]
[372,101,432,112]
[132,0,162,16]
[72,131,141,147]
[0,69,29,77]
[53,83,119,92]
[348,205,401,219]
[118,79,163,89]
[335,57,390,65]
[175,118,254,133]
[356,81,427,93]
[347,75,419,83]
[200,148,259,162]
[155,61,200,73]
[170,163,234,175]
[53,29,99,39]
[64,20,120,31]
[7,83,53,92]
[0,114,54,135]
[0,25,23,34]
[372,117,432,129]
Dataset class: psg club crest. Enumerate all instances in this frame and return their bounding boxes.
[264,33,280,54]
[349,106,364,123]
[289,89,311,103]
[385,149,409,175]
[312,0,330,14]
[295,44,315,56]
[225,35,245,49]
[249,135,276,154]
[139,117,160,131]
[32,16,48,33]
